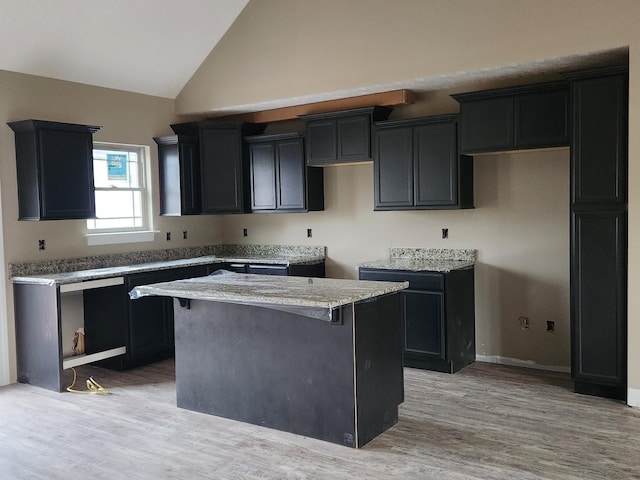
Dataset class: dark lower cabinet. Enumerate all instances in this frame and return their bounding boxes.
[359,267,475,373]
[220,261,325,278]
[571,210,626,399]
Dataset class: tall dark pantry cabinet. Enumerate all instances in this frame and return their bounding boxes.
[569,67,628,401]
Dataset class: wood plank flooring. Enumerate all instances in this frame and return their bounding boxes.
[1,360,639,479]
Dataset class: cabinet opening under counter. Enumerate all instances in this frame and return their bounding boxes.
[14,277,128,392]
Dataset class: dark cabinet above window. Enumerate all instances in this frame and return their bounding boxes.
[8,119,101,221]
[170,120,265,214]
[154,135,201,216]
[245,132,324,213]
[452,81,569,154]
[300,106,392,166]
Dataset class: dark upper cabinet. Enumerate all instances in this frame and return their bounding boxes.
[570,70,627,207]
[452,82,569,154]
[154,135,201,215]
[8,119,101,220]
[170,121,265,214]
[300,106,392,166]
[246,133,324,213]
[373,115,473,210]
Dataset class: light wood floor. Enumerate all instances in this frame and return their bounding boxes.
[1,360,639,480]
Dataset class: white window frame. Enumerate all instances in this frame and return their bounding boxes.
[85,142,156,246]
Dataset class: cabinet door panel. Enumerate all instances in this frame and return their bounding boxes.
[374,127,413,208]
[460,96,513,153]
[414,122,457,206]
[276,138,305,210]
[571,74,627,206]
[515,88,569,149]
[306,120,336,165]
[404,290,445,360]
[571,211,626,387]
[200,128,243,212]
[250,142,276,210]
[38,129,95,219]
[179,141,201,214]
[338,115,369,161]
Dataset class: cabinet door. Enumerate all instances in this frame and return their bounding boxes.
[249,142,277,210]
[179,140,202,214]
[414,121,457,206]
[515,88,569,149]
[38,129,95,219]
[306,119,336,165]
[200,127,244,213]
[157,139,181,215]
[374,126,413,209]
[571,210,626,393]
[126,266,208,365]
[403,290,446,361]
[571,74,627,206]
[276,137,306,210]
[338,114,370,161]
[459,96,513,153]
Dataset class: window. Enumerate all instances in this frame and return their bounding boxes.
[86,143,153,243]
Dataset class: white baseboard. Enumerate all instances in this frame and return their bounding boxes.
[627,388,640,408]
[475,354,571,374]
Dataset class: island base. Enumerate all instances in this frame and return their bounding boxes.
[173,293,403,448]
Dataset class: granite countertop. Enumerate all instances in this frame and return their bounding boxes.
[130,270,408,315]
[10,244,326,286]
[358,248,476,273]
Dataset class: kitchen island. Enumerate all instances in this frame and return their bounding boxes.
[130,271,408,448]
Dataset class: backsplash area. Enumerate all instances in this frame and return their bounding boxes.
[8,244,326,278]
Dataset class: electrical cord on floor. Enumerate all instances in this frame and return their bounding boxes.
[66,367,110,395]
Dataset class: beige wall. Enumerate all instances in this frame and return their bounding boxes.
[178,0,640,390]
[0,70,224,381]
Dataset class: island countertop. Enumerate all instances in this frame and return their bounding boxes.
[130,270,408,312]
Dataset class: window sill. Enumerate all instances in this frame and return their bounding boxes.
[85,230,159,246]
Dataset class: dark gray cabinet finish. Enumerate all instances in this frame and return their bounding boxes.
[373,115,473,210]
[154,134,201,215]
[569,67,628,400]
[8,119,101,220]
[246,133,324,212]
[218,260,325,278]
[170,121,265,214]
[359,267,475,373]
[300,106,392,166]
[453,82,569,154]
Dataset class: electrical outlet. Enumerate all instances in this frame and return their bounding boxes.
[307,228,312,238]
[38,239,45,251]
[183,231,188,240]
[442,228,448,239]
[243,228,248,237]
[519,316,529,330]
[166,232,171,241]
[547,321,555,332]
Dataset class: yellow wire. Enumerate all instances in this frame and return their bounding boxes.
[66,367,110,395]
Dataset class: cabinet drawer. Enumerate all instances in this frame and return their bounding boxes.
[359,269,444,291]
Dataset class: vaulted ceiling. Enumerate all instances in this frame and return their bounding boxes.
[0,0,249,98]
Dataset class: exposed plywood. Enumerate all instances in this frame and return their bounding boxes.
[219,89,414,123]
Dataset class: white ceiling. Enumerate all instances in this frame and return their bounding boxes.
[0,0,249,99]
[0,1,627,111]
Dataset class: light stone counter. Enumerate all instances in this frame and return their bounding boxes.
[358,247,476,273]
[10,244,325,286]
[130,270,408,318]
